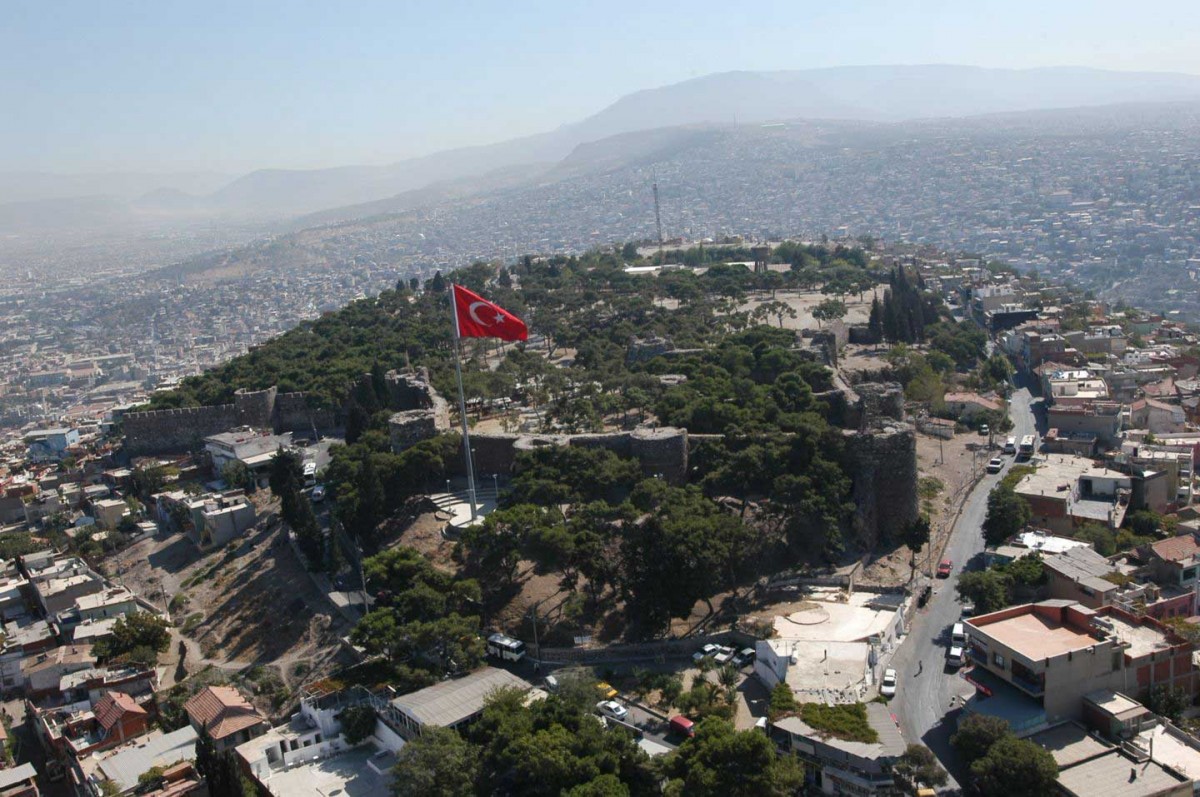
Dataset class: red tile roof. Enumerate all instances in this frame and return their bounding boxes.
[1148,534,1200,564]
[94,691,146,731]
[184,685,264,740]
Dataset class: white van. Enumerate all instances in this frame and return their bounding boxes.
[948,622,968,668]
[1003,436,1017,455]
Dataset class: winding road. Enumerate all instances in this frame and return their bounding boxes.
[888,376,1043,784]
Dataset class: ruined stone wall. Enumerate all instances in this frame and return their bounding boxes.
[123,404,240,455]
[441,428,691,484]
[273,391,338,434]
[389,411,446,453]
[854,382,905,425]
[843,422,919,549]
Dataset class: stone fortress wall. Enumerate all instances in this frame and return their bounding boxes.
[124,384,342,455]
[390,375,918,547]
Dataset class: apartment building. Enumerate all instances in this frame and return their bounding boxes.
[964,601,1195,732]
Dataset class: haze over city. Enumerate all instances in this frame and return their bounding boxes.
[4,0,1200,175]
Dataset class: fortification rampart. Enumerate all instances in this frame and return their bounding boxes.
[460,427,690,485]
[123,404,241,455]
[124,385,336,455]
[843,422,919,549]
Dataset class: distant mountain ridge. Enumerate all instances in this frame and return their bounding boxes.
[6,64,1200,228]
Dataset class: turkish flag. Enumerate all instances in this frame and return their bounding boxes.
[452,284,529,342]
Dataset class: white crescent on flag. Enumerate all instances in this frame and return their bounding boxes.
[468,301,493,326]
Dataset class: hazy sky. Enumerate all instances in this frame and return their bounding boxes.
[4,0,1199,175]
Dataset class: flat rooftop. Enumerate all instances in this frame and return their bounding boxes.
[972,609,1097,659]
[1138,725,1200,783]
[260,745,391,797]
[1106,614,1172,659]
[1057,750,1189,797]
[1030,722,1114,768]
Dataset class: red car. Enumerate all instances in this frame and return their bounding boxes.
[937,559,952,578]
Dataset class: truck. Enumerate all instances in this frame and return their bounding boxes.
[486,633,527,662]
[1017,434,1036,460]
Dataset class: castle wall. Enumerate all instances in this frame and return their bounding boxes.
[274,391,337,434]
[442,428,690,485]
[123,404,240,455]
[234,387,277,429]
[843,422,919,549]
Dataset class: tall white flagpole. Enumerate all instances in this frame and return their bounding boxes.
[451,285,480,520]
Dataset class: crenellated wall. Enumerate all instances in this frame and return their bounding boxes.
[124,386,334,455]
[123,404,241,455]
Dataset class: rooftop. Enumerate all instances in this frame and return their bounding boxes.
[391,667,531,728]
[1030,722,1114,768]
[1146,533,1200,564]
[970,606,1098,659]
[258,744,393,797]
[1057,749,1190,797]
[773,702,906,761]
[86,725,199,793]
[1136,724,1200,784]
[1044,546,1119,594]
[1085,690,1150,723]
[184,685,264,740]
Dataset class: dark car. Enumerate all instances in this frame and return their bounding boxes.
[917,584,933,607]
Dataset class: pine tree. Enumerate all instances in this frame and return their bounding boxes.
[429,270,446,293]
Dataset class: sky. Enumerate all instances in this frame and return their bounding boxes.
[3,0,1199,175]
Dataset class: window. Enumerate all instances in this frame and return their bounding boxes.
[993,652,1006,669]
[1183,567,1197,582]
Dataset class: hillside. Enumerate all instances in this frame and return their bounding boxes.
[15,64,1200,227]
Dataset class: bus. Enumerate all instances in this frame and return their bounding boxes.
[1017,434,1036,460]
[486,633,527,662]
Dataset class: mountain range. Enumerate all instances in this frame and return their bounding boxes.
[4,64,1200,230]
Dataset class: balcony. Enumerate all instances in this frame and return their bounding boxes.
[1010,666,1045,697]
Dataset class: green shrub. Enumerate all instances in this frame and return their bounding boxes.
[799,702,879,743]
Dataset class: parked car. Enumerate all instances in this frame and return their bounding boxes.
[961,600,975,617]
[714,646,736,665]
[596,700,629,722]
[880,668,898,697]
[986,457,1004,473]
[544,675,559,692]
[669,715,696,738]
[692,643,720,663]
[732,647,756,668]
[595,682,618,700]
[980,423,990,436]
[917,584,932,607]
[311,484,326,502]
[947,644,966,668]
[937,559,953,578]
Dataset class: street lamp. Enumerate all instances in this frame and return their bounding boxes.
[491,473,499,495]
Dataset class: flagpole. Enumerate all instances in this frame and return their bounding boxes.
[451,285,480,520]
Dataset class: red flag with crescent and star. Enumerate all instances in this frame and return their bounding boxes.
[452,284,529,342]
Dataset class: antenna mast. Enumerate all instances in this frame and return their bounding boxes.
[652,177,665,264]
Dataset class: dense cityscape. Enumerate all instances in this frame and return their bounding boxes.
[5,4,1200,794]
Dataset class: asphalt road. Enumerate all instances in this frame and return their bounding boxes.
[889,376,1043,785]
